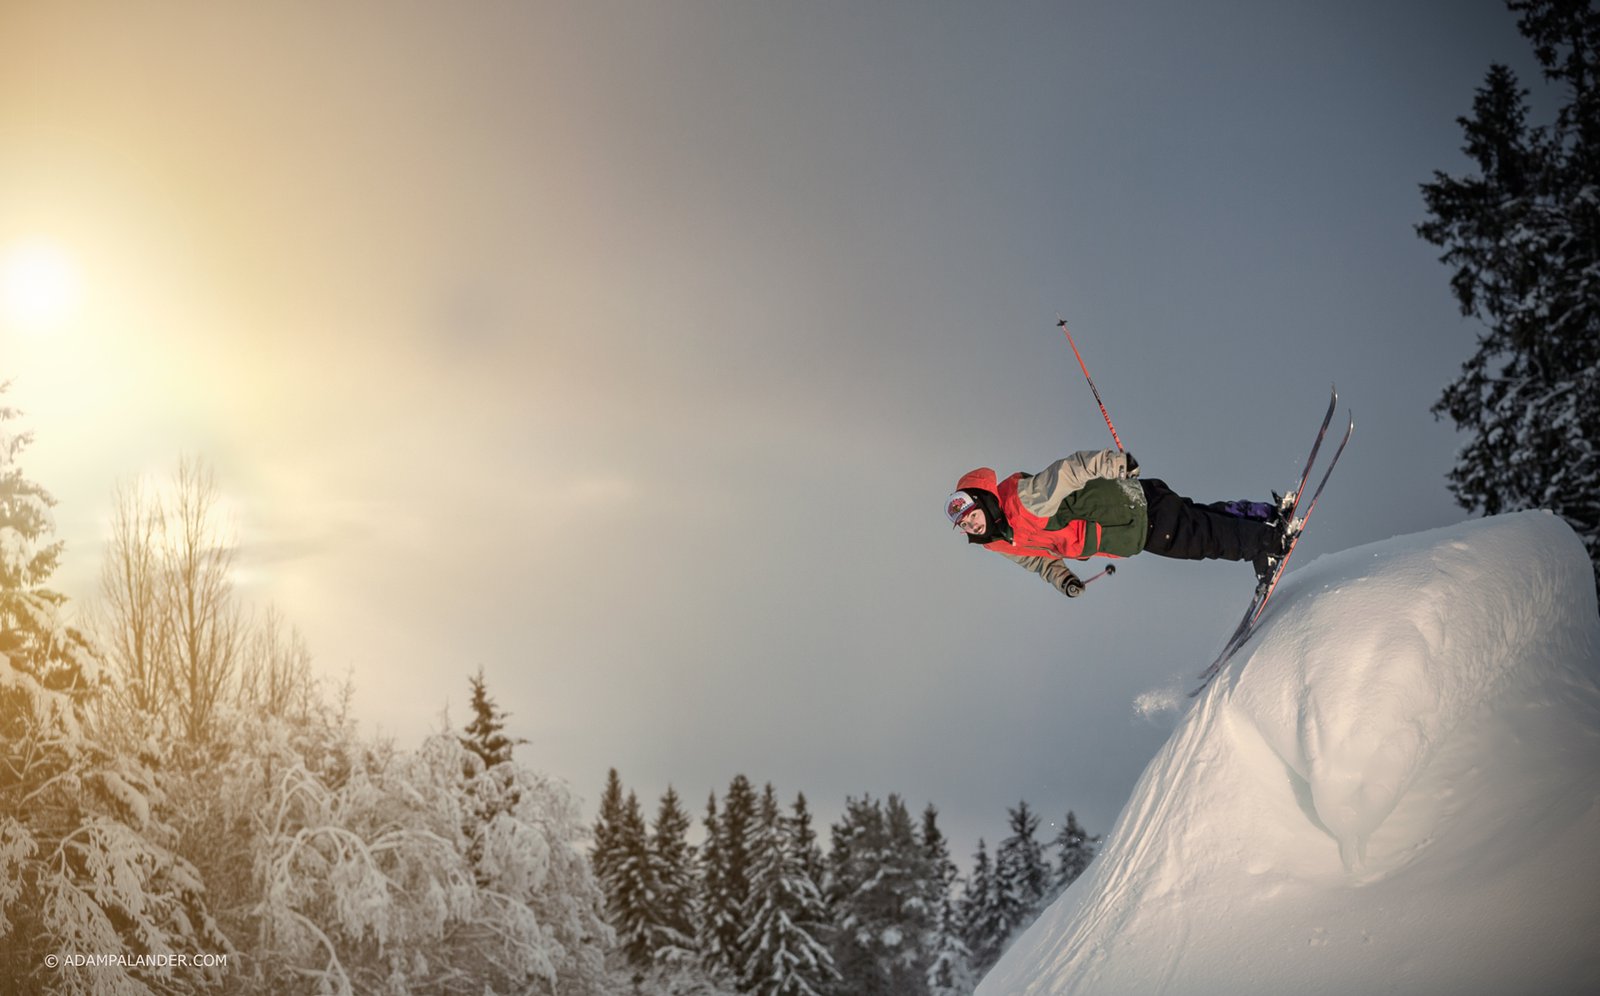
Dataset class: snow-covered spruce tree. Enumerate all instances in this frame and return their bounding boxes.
[696,793,731,982]
[0,390,230,995]
[605,790,666,966]
[737,785,838,996]
[460,666,522,771]
[0,389,95,699]
[594,782,698,977]
[958,839,1006,976]
[251,729,609,995]
[650,787,699,965]
[1049,811,1101,902]
[921,806,976,996]
[826,795,935,996]
[993,801,1050,950]
[592,768,627,895]
[458,668,528,889]
[700,776,756,981]
[599,783,743,995]
[1418,0,1600,592]
[789,794,826,900]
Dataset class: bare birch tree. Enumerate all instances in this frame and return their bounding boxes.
[93,456,246,748]
[95,476,169,735]
[163,456,243,747]
[239,602,317,723]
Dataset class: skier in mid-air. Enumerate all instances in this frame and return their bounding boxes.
[947,449,1295,599]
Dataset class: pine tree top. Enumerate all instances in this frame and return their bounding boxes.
[459,666,523,769]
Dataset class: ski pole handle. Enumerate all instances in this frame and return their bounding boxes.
[1083,564,1117,585]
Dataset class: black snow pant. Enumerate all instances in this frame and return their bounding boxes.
[1140,479,1276,563]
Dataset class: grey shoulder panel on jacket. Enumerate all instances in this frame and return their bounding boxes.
[1014,450,1130,516]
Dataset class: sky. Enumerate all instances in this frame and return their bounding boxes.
[983,511,1600,993]
[0,1,1545,866]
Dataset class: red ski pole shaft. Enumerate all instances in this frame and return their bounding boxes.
[1056,318,1124,452]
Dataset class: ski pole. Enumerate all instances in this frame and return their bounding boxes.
[1056,316,1125,452]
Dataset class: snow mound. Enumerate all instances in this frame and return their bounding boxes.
[980,511,1600,996]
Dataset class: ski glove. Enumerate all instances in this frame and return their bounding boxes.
[1064,574,1085,598]
[1123,453,1139,478]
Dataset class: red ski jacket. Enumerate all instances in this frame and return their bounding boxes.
[956,450,1147,596]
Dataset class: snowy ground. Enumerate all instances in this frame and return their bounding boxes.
[979,511,1600,996]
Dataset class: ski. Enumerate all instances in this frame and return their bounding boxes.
[1284,387,1341,526]
[1188,395,1351,697]
[1189,587,1267,697]
[1192,388,1337,680]
[1247,411,1353,628]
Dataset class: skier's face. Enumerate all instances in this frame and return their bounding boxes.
[956,507,987,536]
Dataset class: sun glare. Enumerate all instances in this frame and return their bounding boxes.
[1,242,81,333]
